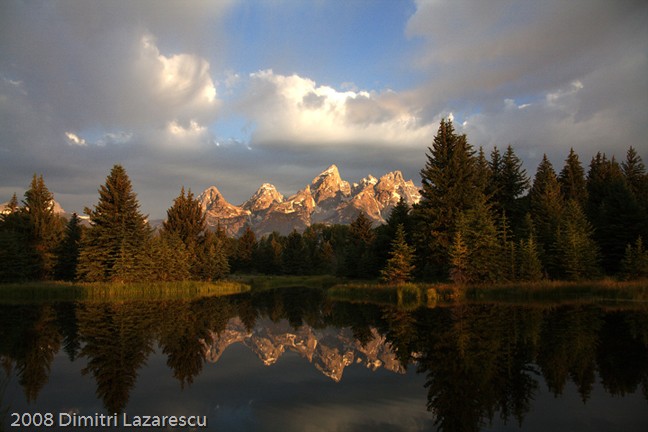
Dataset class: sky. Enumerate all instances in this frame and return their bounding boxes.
[1,0,646,218]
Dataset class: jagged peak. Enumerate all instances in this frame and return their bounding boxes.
[312,164,342,184]
[379,170,405,183]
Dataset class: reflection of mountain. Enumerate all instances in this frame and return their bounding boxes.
[202,317,404,382]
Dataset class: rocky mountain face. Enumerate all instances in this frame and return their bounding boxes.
[201,317,404,382]
[197,165,421,236]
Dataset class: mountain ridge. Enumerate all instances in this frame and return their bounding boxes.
[198,165,421,236]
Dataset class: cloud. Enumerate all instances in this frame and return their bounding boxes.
[402,0,647,170]
[236,70,435,148]
[65,132,87,147]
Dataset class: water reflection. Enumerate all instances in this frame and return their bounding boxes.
[1,288,647,431]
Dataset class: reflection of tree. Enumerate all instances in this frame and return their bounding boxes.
[77,302,155,413]
[157,301,211,388]
[597,312,648,397]
[382,308,418,368]
[55,302,80,361]
[0,305,63,403]
[413,305,541,432]
[537,306,602,401]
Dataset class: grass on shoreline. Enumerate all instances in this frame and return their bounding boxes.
[328,278,648,308]
[0,280,251,303]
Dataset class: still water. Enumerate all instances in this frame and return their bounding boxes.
[1,287,647,431]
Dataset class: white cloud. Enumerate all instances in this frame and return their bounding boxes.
[65,132,87,146]
[239,70,434,147]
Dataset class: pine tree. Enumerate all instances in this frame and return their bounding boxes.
[380,224,416,284]
[554,200,599,280]
[77,165,151,282]
[529,155,563,277]
[54,213,83,281]
[558,148,588,208]
[413,119,481,279]
[22,174,64,279]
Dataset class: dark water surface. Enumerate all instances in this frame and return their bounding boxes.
[1,287,647,431]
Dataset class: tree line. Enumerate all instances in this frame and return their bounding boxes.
[1,119,647,284]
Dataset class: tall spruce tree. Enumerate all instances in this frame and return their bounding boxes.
[77,165,151,282]
[529,155,563,277]
[558,148,588,208]
[21,175,64,279]
[414,119,481,279]
[554,200,599,280]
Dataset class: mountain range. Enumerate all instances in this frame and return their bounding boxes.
[198,165,421,237]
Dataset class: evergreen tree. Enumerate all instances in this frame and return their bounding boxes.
[161,187,206,279]
[380,224,415,284]
[620,237,648,280]
[256,232,284,274]
[553,200,599,280]
[55,213,83,281]
[282,230,310,275]
[450,197,502,283]
[137,233,191,281]
[489,145,529,229]
[77,165,151,282]
[621,147,648,234]
[0,193,31,281]
[516,236,543,281]
[476,146,492,195]
[413,119,481,279]
[196,230,230,280]
[234,225,257,273]
[22,174,64,279]
[341,212,376,278]
[529,155,563,277]
[161,187,205,250]
[621,146,648,201]
[586,154,644,274]
[558,148,588,208]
